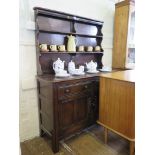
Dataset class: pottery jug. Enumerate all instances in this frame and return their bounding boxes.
[68,60,75,74]
[86,60,97,71]
[53,58,65,74]
[67,35,77,52]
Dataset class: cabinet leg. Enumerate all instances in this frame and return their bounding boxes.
[40,129,44,137]
[52,133,59,153]
[104,127,108,144]
[129,141,135,155]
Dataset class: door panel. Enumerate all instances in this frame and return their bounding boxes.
[58,95,89,136]
[76,96,88,122]
[58,100,75,130]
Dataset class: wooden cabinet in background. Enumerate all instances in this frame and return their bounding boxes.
[112,0,135,69]
[98,70,135,155]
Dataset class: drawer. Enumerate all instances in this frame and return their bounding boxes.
[57,81,92,98]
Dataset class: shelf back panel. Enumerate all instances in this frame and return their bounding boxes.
[39,53,103,74]
[76,37,97,46]
[74,23,97,35]
[37,16,71,33]
[39,33,67,45]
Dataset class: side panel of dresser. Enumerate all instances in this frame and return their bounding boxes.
[37,80,58,152]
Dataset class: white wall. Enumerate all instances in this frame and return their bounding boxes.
[19,0,115,142]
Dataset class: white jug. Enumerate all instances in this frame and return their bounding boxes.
[68,60,75,74]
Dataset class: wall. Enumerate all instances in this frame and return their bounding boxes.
[19,0,115,142]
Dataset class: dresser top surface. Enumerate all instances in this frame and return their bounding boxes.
[36,69,121,83]
[37,73,99,83]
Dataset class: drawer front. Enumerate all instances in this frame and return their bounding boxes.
[57,81,92,99]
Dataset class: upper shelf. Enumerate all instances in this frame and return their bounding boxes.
[34,7,103,26]
[40,51,104,54]
[38,29,103,38]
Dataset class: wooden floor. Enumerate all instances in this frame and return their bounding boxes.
[21,124,130,155]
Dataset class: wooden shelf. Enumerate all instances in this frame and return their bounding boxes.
[40,51,103,54]
[34,7,103,26]
[34,7,104,75]
[38,29,103,38]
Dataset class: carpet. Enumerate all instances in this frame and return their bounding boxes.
[61,132,119,155]
[21,137,67,155]
[21,131,122,155]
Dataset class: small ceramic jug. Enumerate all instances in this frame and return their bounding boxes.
[78,46,84,52]
[67,35,77,52]
[58,45,66,52]
[87,46,93,52]
[95,46,101,51]
[50,45,57,51]
[39,44,48,51]
[68,60,75,74]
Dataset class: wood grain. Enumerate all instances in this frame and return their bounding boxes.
[112,3,129,68]
[100,70,135,83]
[98,76,135,140]
[112,0,135,69]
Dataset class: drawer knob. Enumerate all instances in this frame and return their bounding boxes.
[84,85,88,89]
[65,89,70,93]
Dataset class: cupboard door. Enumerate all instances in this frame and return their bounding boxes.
[58,95,90,137]
[58,99,75,130]
[75,96,88,122]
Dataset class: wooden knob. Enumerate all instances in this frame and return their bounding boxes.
[84,85,88,89]
[65,89,70,93]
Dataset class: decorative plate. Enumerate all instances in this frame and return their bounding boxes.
[55,73,70,77]
[86,70,99,74]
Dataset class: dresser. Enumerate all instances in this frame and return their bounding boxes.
[34,7,104,153]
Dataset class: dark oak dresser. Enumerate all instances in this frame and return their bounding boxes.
[34,7,104,153]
